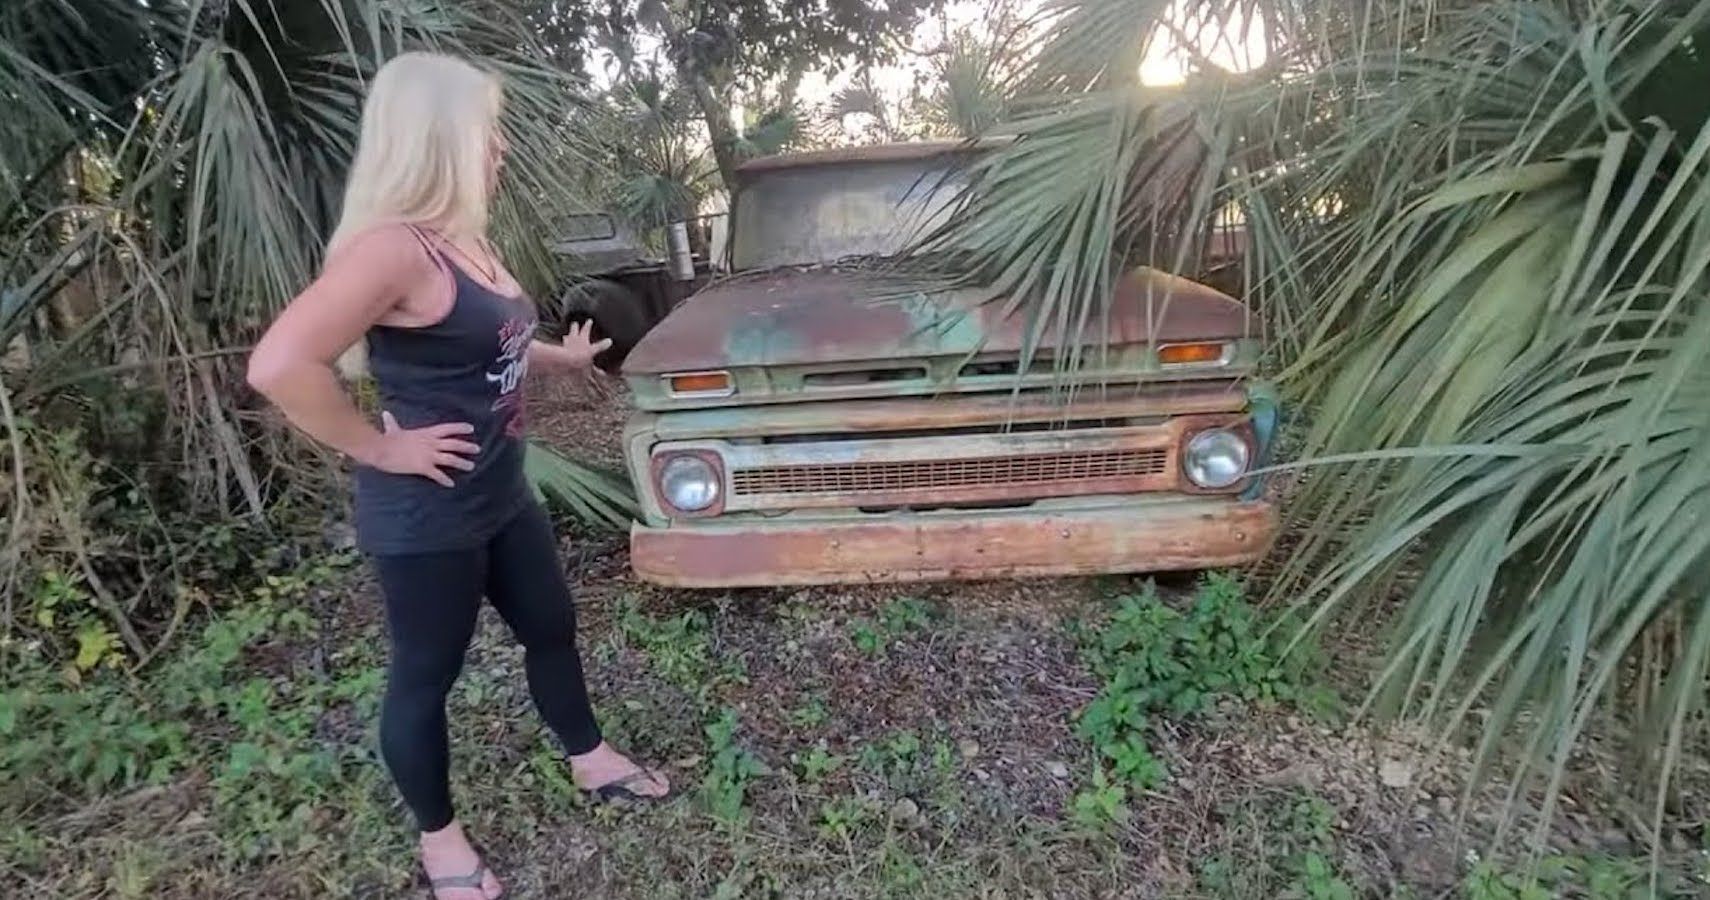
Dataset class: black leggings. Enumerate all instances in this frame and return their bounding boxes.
[371,502,602,832]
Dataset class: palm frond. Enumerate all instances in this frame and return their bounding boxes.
[735,104,807,159]
[915,0,1710,841]
[2,0,614,526]
[929,33,1011,139]
[908,80,1237,368]
[1256,2,1710,840]
[523,442,639,532]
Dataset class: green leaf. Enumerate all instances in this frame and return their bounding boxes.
[523,443,638,531]
[73,624,118,672]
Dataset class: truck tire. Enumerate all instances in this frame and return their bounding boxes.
[556,278,650,374]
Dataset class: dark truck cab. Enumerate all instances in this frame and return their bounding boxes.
[550,212,714,372]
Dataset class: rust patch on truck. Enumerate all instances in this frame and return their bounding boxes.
[623,267,1254,375]
[638,381,1249,442]
[631,500,1278,588]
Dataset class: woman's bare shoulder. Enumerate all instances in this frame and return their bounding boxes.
[322,223,456,325]
[326,223,434,271]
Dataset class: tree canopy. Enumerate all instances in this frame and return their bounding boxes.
[515,0,949,186]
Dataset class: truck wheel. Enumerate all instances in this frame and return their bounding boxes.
[556,279,650,374]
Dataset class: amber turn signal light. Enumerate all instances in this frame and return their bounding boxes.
[1157,342,1229,366]
[664,371,734,397]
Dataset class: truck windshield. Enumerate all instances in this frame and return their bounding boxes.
[730,155,967,271]
[558,213,618,241]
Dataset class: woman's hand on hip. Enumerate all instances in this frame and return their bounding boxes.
[364,412,480,487]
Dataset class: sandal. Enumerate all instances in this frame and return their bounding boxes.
[585,767,669,805]
[424,861,498,899]
[421,838,501,900]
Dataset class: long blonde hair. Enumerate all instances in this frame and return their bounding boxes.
[330,52,503,377]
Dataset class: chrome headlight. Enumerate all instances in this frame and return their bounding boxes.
[659,454,721,512]
[1183,428,1251,489]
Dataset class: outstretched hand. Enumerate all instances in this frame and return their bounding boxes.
[559,321,612,368]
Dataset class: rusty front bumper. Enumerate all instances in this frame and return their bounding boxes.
[630,499,1278,588]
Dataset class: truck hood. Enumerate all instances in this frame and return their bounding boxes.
[622,267,1256,376]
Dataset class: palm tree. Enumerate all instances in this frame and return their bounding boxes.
[910,0,1034,140]
[1,0,629,660]
[598,70,723,240]
[917,0,1710,844]
[573,64,803,270]
[825,79,907,144]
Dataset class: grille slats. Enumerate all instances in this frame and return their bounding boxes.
[731,448,1169,498]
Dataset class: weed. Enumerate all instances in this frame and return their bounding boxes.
[0,555,379,865]
[850,618,885,656]
[528,746,579,802]
[711,863,784,900]
[885,730,922,767]
[818,795,880,840]
[1069,764,1129,831]
[620,601,714,687]
[1085,573,1334,718]
[105,843,168,899]
[0,562,350,804]
[30,570,129,676]
[1195,790,1356,899]
[1570,856,1651,899]
[880,597,936,635]
[1464,860,1554,900]
[796,745,845,783]
[700,708,767,824]
[851,727,964,802]
[1,680,192,793]
[618,600,748,707]
[879,841,927,891]
[4,419,307,673]
[0,824,47,871]
[850,597,940,657]
[1296,852,1355,900]
[929,737,956,776]
[1463,854,1662,900]
[789,692,830,728]
[1101,731,1166,789]
[1072,573,1336,807]
[859,729,921,778]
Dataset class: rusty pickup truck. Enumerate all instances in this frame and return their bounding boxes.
[616,141,1279,587]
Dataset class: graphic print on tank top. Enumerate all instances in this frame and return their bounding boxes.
[490,314,532,437]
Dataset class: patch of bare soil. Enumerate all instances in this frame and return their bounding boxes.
[527,371,630,466]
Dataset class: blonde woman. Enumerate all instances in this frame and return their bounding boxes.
[247,53,668,900]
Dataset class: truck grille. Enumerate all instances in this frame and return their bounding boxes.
[731,448,1169,497]
[650,420,1218,514]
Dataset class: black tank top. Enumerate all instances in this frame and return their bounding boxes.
[353,226,537,556]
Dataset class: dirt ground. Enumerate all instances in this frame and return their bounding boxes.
[7,377,1706,899]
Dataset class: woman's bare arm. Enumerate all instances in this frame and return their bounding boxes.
[247,227,479,486]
